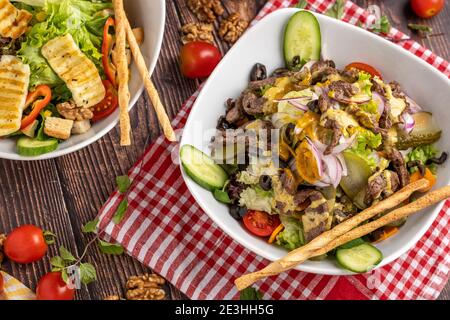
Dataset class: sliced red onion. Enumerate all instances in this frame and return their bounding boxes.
[372,92,385,115]
[288,100,310,111]
[334,95,371,105]
[399,112,415,133]
[405,96,422,113]
[331,134,357,154]
[306,138,324,177]
[336,153,348,177]
[323,154,342,188]
[312,139,328,154]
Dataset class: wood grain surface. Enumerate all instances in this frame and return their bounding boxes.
[0,0,448,300]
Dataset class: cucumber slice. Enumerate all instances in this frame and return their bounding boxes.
[284,11,321,67]
[180,144,228,191]
[336,243,383,273]
[17,137,58,157]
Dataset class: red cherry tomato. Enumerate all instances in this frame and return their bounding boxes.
[243,210,281,237]
[92,80,119,122]
[0,272,4,295]
[411,0,445,18]
[36,272,75,300]
[345,62,383,79]
[4,225,48,264]
[180,41,222,79]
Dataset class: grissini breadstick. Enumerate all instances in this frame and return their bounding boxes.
[122,12,177,142]
[113,0,131,146]
[234,178,430,290]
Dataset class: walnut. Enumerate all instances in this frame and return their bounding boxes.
[187,0,224,23]
[219,13,249,43]
[0,233,5,264]
[125,273,166,300]
[104,295,121,300]
[181,23,214,44]
[56,101,93,121]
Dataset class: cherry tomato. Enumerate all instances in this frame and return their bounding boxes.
[411,0,445,18]
[0,272,4,295]
[4,225,47,264]
[243,210,281,237]
[36,272,75,300]
[180,41,222,78]
[345,62,382,79]
[92,80,119,122]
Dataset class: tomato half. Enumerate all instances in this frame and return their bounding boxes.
[345,62,382,79]
[4,225,48,264]
[92,80,119,122]
[411,0,445,18]
[180,41,222,79]
[36,272,75,300]
[243,210,281,237]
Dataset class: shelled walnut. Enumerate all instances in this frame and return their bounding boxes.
[125,273,166,300]
[219,13,249,43]
[56,101,93,121]
[187,0,224,23]
[181,23,214,44]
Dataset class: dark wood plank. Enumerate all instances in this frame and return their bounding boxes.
[1,0,449,300]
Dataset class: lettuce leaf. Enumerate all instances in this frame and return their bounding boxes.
[17,0,112,99]
[238,186,273,213]
[356,71,373,96]
[346,128,382,171]
[276,215,304,250]
[406,144,439,174]
[359,100,378,114]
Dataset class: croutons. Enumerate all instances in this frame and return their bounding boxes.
[44,117,74,140]
[71,120,91,135]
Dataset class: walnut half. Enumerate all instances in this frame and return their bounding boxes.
[187,0,224,23]
[219,13,248,44]
[125,273,166,300]
[56,101,93,121]
[181,23,214,44]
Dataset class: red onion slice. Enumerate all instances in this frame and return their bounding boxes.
[372,92,385,115]
[332,134,357,154]
[405,96,422,113]
[288,100,310,111]
[334,95,371,105]
[336,153,348,177]
[399,112,415,133]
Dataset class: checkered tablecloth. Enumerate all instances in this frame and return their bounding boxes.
[97,0,450,300]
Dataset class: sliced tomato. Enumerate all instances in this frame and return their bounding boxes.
[243,210,281,237]
[92,80,118,122]
[345,62,382,79]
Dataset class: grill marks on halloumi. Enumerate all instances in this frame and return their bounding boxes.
[0,0,32,39]
[0,55,30,136]
[42,34,105,108]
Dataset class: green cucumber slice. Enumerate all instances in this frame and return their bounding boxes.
[17,137,58,157]
[180,144,228,191]
[336,243,383,273]
[284,11,321,67]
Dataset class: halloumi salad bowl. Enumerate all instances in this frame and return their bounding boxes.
[0,0,165,160]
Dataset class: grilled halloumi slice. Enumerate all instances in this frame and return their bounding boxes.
[0,0,32,39]
[0,55,30,137]
[41,34,105,108]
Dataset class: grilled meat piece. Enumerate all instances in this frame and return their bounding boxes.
[310,60,337,84]
[329,80,358,100]
[386,148,410,188]
[364,170,400,205]
[339,68,359,83]
[323,119,342,155]
[241,90,268,116]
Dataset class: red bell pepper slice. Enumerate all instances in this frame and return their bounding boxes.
[20,85,52,130]
[102,17,117,88]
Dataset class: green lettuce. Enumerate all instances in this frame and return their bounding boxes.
[346,128,382,171]
[359,100,378,114]
[406,144,439,174]
[356,71,373,96]
[239,186,273,213]
[276,215,304,250]
[17,0,112,98]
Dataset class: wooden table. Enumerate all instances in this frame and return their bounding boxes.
[0,0,449,300]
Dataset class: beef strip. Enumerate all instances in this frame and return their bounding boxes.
[339,68,359,83]
[310,60,337,84]
[247,77,277,91]
[346,104,385,134]
[371,78,386,96]
[241,91,268,116]
[364,170,400,205]
[379,101,392,130]
[224,97,245,124]
[280,169,297,195]
[318,93,332,113]
[386,148,410,188]
[329,80,358,100]
[323,119,342,155]
[389,81,405,99]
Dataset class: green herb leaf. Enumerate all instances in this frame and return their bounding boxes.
[112,198,128,224]
[295,0,308,9]
[50,256,66,271]
[43,230,57,245]
[408,23,433,35]
[240,287,264,300]
[98,240,124,255]
[370,15,391,34]
[79,263,97,285]
[61,269,69,284]
[82,219,99,234]
[59,246,76,263]
[213,189,232,204]
[116,175,131,193]
[325,0,345,20]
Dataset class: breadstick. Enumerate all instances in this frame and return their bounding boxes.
[113,0,131,146]
[122,12,177,142]
[235,179,430,290]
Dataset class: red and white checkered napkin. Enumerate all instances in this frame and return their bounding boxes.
[97,0,450,300]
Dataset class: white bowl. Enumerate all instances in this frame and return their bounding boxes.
[0,0,166,161]
[180,8,450,275]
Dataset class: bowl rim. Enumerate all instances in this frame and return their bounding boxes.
[0,0,166,161]
[180,7,450,275]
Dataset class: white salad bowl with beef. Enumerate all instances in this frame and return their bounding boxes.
[179,8,450,275]
[0,0,165,160]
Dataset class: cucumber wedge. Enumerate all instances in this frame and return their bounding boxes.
[284,11,321,67]
[180,144,228,191]
[336,243,383,273]
[17,137,58,157]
